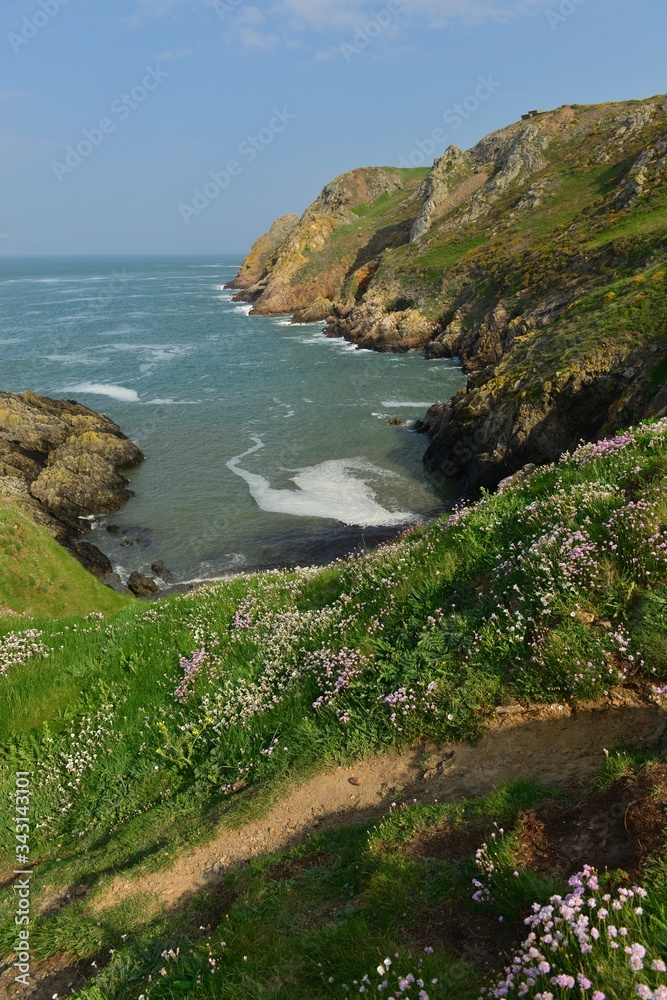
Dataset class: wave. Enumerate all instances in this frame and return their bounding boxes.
[144,398,202,406]
[62,383,140,403]
[381,401,434,408]
[47,353,100,366]
[226,437,416,528]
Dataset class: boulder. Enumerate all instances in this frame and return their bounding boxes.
[127,572,160,599]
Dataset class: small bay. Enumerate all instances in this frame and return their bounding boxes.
[0,254,466,585]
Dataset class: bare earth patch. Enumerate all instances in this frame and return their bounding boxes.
[93,695,665,913]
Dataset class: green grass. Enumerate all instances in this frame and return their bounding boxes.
[0,499,130,621]
[417,236,487,283]
[2,421,667,997]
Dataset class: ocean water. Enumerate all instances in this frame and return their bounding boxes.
[0,255,466,586]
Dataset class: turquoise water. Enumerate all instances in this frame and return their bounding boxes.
[0,255,465,585]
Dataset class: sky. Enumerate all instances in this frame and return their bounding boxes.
[0,0,665,256]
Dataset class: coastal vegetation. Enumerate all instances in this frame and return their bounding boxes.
[1,419,666,997]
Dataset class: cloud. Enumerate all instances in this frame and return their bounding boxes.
[239,27,280,49]
[151,46,194,59]
[130,0,552,45]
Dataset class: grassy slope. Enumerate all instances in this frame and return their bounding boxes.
[0,499,130,621]
[1,421,667,996]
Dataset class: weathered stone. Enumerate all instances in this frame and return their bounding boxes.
[127,571,160,599]
[0,391,143,580]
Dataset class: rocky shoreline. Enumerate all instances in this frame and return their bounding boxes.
[230,96,667,494]
[0,391,144,591]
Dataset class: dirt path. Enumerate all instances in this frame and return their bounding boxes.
[97,696,665,911]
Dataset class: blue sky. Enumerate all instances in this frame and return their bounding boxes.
[0,0,665,256]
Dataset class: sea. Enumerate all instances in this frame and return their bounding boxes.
[0,255,466,587]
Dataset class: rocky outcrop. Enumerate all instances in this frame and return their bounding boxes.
[231,167,423,316]
[0,392,143,586]
[227,214,298,290]
[325,300,436,353]
[127,571,160,599]
[410,146,473,240]
[616,140,667,209]
[418,344,667,494]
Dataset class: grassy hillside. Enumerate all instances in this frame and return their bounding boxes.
[0,498,130,621]
[1,419,667,997]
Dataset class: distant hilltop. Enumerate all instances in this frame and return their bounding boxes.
[230,95,667,493]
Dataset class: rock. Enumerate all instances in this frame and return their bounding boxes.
[348,776,362,786]
[106,523,120,534]
[291,297,334,323]
[0,391,144,580]
[127,571,160,599]
[151,560,174,582]
[74,542,113,578]
[226,214,299,290]
[230,167,416,317]
[410,146,473,241]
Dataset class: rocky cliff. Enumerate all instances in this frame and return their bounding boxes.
[0,392,143,585]
[227,166,427,321]
[235,96,667,492]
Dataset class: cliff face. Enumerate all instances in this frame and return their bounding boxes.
[236,96,667,491]
[227,214,299,290]
[227,166,427,321]
[0,392,143,583]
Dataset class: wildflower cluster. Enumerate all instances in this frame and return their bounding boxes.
[481,867,667,999]
[604,497,667,582]
[36,701,118,829]
[174,648,215,704]
[0,628,48,676]
[471,827,514,904]
[574,431,637,466]
[347,952,439,998]
[310,647,368,723]
[381,681,441,732]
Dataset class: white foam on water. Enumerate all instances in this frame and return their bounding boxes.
[0,338,23,345]
[226,437,415,528]
[144,398,201,406]
[233,304,253,316]
[63,383,140,403]
[47,353,100,366]
[381,401,434,408]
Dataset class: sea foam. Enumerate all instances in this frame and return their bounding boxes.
[226,437,415,528]
[63,383,139,403]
